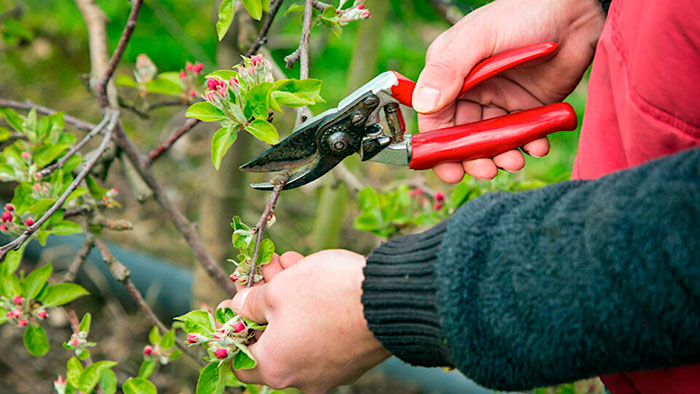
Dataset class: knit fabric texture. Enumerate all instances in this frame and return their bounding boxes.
[363,147,700,390]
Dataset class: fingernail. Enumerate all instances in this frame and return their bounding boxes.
[232,288,250,313]
[413,87,441,113]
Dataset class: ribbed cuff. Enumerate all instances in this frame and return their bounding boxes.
[362,221,452,367]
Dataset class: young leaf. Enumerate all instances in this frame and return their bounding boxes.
[122,377,157,394]
[115,75,140,89]
[137,359,157,379]
[99,369,117,394]
[241,0,263,20]
[22,264,52,300]
[148,326,161,345]
[258,239,274,265]
[272,78,324,107]
[186,102,227,122]
[78,313,92,335]
[40,283,89,307]
[161,329,175,349]
[78,361,117,394]
[243,82,273,120]
[34,143,68,167]
[66,356,84,387]
[284,3,305,16]
[245,119,278,145]
[358,187,379,212]
[215,307,236,325]
[216,0,235,41]
[196,362,224,394]
[205,70,238,80]
[175,310,214,334]
[211,126,238,170]
[78,349,90,360]
[233,343,257,369]
[170,349,183,361]
[23,324,50,357]
[0,274,22,298]
[50,221,82,235]
[1,108,24,133]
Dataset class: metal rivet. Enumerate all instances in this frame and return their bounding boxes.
[363,95,379,108]
[351,111,366,126]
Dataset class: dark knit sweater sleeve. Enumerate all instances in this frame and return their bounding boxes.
[363,147,700,390]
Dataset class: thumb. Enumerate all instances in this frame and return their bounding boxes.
[413,28,494,114]
[231,286,269,324]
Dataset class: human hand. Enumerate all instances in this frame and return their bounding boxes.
[415,0,605,181]
[218,250,390,393]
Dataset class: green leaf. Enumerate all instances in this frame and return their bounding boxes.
[2,244,25,277]
[115,75,139,88]
[23,324,50,357]
[0,163,15,180]
[0,274,22,298]
[99,369,117,394]
[34,144,68,167]
[205,70,238,80]
[123,377,157,394]
[245,119,278,145]
[211,126,238,170]
[175,310,214,334]
[78,361,117,393]
[170,349,182,361]
[22,264,52,300]
[86,176,107,201]
[215,307,235,325]
[148,326,161,345]
[232,343,257,369]
[258,239,274,265]
[0,126,10,142]
[145,76,183,97]
[241,0,263,20]
[358,187,379,212]
[137,359,157,379]
[186,102,227,122]
[196,362,224,394]
[1,108,24,133]
[244,82,273,120]
[161,329,175,349]
[216,0,236,41]
[284,3,304,15]
[51,220,82,235]
[449,180,472,208]
[78,349,90,360]
[353,212,380,232]
[40,283,89,307]
[272,79,324,107]
[66,356,84,387]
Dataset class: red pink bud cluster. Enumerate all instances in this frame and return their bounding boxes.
[2,295,48,327]
[408,188,446,211]
[185,311,254,363]
[181,61,205,100]
[101,187,119,208]
[134,54,158,84]
[54,376,67,394]
[1,204,37,233]
[338,0,371,25]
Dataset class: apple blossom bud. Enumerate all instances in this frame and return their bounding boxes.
[212,334,221,340]
[251,55,263,66]
[32,182,41,190]
[17,319,27,327]
[12,296,24,306]
[230,273,238,282]
[214,348,228,359]
[25,217,34,226]
[4,204,14,211]
[435,192,445,202]
[179,70,187,80]
[206,78,220,91]
[233,322,245,333]
[21,152,31,160]
[37,310,48,319]
[434,203,443,211]
[1,211,12,222]
[0,224,8,232]
[186,63,195,73]
[54,376,66,386]
[152,348,159,356]
[193,63,204,73]
[71,338,79,347]
[144,345,153,356]
[358,4,365,9]
[229,77,239,87]
[13,308,22,318]
[6,311,12,319]
[189,89,197,98]
[187,334,199,344]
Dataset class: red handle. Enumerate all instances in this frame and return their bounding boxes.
[390,42,559,107]
[409,103,577,170]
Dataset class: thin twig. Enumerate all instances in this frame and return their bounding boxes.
[64,234,96,283]
[245,0,286,57]
[113,125,236,295]
[0,110,119,261]
[284,0,313,70]
[92,237,203,365]
[90,215,133,231]
[144,119,201,165]
[311,0,331,12]
[0,98,96,132]
[36,112,112,179]
[247,172,290,287]
[64,206,93,219]
[96,0,144,107]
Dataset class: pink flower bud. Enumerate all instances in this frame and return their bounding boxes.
[251,55,263,66]
[229,77,239,87]
[12,308,22,318]
[143,345,153,356]
[37,310,47,319]
[1,211,12,222]
[25,217,34,226]
[6,311,13,319]
[187,333,199,344]
[206,78,220,91]
[71,338,79,347]
[32,182,41,190]
[434,203,443,211]
[361,10,371,18]
[230,273,238,282]
[212,334,221,340]
[186,63,195,73]
[179,70,187,80]
[4,204,14,211]
[54,376,66,385]
[214,348,228,359]
[12,296,24,306]
[0,224,8,232]
[358,4,365,9]
[193,63,204,73]
[189,89,197,98]
[435,192,445,202]
[233,322,245,333]
[152,348,159,356]
[21,152,31,160]
[239,277,248,285]
[17,318,27,327]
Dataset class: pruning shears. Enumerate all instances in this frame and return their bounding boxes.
[241,42,578,190]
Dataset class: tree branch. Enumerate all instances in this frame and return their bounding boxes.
[0,110,119,261]
[284,0,313,71]
[144,119,201,165]
[245,0,286,57]
[0,98,96,132]
[312,0,331,12]
[96,0,144,107]
[64,234,95,283]
[247,172,290,287]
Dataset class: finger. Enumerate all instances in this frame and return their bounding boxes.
[261,253,283,281]
[433,162,465,184]
[493,149,525,172]
[279,251,304,269]
[231,286,270,324]
[522,137,550,158]
[463,158,498,180]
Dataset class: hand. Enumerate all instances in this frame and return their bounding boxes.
[218,250,391,393]
[414,0,605,181]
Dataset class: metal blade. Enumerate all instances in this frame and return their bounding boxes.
[249,154,344,190]
[239,125,319,172]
